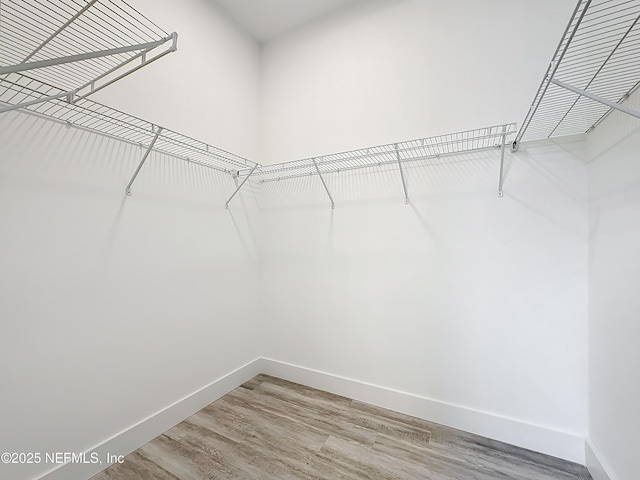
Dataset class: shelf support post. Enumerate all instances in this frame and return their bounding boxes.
[312,158,335,209]
[225,164,257,209]
[125,127,163,196]
[395,144,409,204]
[551,78,640,120]
[498,125,507,197]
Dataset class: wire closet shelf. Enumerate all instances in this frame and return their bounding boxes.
[0,0,258,198]
[515,0,640,146]
[241,124,517,207]
[0,0,177,108]
[245,124,517,183]
[0,74,256,174]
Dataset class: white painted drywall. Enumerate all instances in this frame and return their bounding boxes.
[0,2,262,479]
[0,112,260,480]
[0,0,599,475]
[258,136,589,462]
[259,0,576,165]
[256,0,588,462]
[93,0,261,160]
[587,90,640,480]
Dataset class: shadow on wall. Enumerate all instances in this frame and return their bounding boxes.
[587,123,640,165]
[0,110,261,267]
[587,120,640,265]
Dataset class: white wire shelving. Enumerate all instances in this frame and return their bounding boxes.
[0,73,258,193]
[515,0,640,146]
[0,0,177,111]
[242,124,517,207]
[0,2,522,208]
[0,0,261,206]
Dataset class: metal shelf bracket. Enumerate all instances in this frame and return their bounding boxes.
[395,144,409,204]
[551,79,640,120]
[0,89,77,114]
[312,158,335,209]
[125,127,163,196]
[497,125,507,198]
[225,164,258,209]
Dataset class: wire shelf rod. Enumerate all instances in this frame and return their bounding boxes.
[20,0,99,63]
[0,38,171,76]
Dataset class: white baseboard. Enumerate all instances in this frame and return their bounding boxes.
[260,358,586,464]
[37,358,263,480]
[36,357,586,480]
[586,440,614,480]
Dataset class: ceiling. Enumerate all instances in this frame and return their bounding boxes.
[214,0,359,42]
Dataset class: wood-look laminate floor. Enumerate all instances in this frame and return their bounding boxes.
[92,374,592,480]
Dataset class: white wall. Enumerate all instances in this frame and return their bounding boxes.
[0,0,603,476]
[93,0,261,160]
[258,136,589,461]
[259,0,576,165]
[587,90,640,480]
[0,2,262,479]
[257,0,587,463]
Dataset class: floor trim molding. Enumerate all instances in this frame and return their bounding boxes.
[37,357,587,479]
[37,358,263,480]
[585,440,614,480]
[260,357,586,464]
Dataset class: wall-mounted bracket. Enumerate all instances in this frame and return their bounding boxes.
[312,158,335,209]
[0,89,76,114]
[551,78,640,120]
[395,144,409,204]
[125,127,163,196]
[497,125,507,197]
[225,164,257,209]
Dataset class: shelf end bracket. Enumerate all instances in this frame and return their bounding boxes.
[125,127,163,196]
[498,125,507,198]
[225,164,257,209]
[395,144,409,204]
[312,158,335,209]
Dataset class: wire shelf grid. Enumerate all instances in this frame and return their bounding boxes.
[248,124,517,183]
[0,73,256,172]
[0,0,176,101]
[517,0,640,143]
